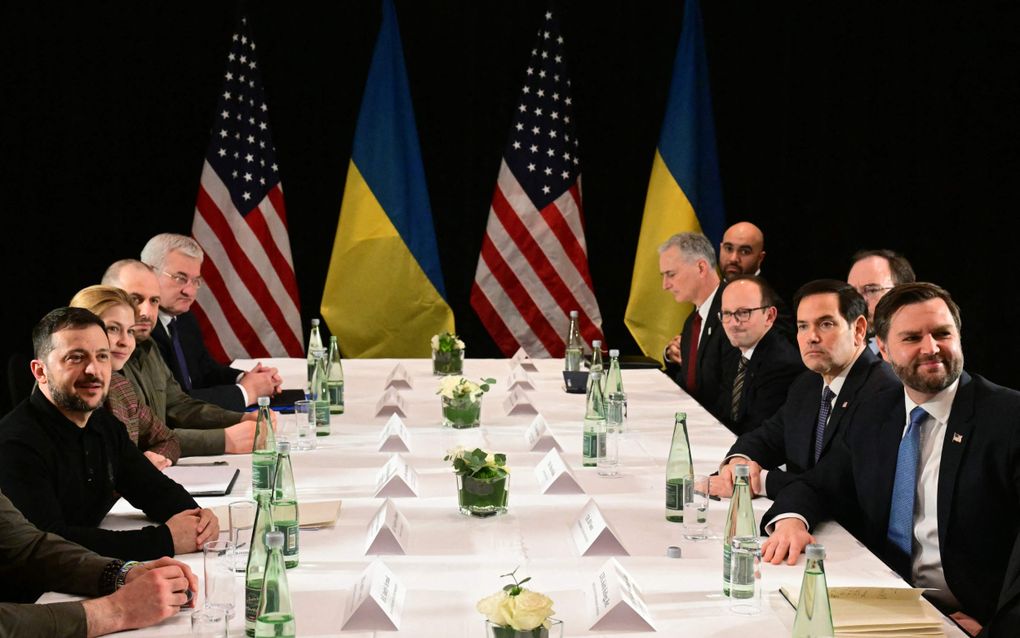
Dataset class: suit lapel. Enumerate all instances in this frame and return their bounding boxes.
[820,350,877,451]
[937,372,975,549]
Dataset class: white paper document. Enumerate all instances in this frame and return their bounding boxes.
[164,465,239,496]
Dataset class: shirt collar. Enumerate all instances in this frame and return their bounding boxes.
[698,285,720,322]
[826,346,865,399]
[904,377,961,425]
[158,310,174,331]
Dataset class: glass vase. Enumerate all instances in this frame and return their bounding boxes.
[442,395,481,428]
[485,619,562,638]
[433,348,465,376]
[457,473,509,517]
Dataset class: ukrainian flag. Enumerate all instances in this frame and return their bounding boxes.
[623,0,725,364]
[321,0,454,357]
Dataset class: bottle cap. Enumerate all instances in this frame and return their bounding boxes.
[609,349,619,357]
[592,339,601,348]
[265,530,285,549]
[734,464,750,478]
[666,545,682,558]
[570,310,578,318]
[277,440,291,454]
[805,544,825,559]
[257,396,270,407]
[311,318,320,326]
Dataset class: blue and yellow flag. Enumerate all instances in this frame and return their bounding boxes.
[321,0,454,357]
[623,0,725,363]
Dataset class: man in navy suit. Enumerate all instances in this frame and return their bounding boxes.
[712,279,900,497]
[660,232,736,411]
[141,234,281,411]
[710,274,803,435]
[761,283,1020,635]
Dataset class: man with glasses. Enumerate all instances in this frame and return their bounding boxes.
[848,248,916,355]
[711,279,899,498]
[140,234,281,411]
[710,275,803,435]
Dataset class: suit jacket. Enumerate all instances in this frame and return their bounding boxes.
[152,312,246,411]
[712,327,805,435]
[764,372,1020,624]
[123,339,243,456]
[665,285,736,411]
[983,527,1020,636]
[726,347,899,496]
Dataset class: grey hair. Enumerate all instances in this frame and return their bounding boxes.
[140,233,204,271]
[657,232,717,268]
[101,259,153,286]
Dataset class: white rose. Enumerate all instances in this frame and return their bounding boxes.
[437,375,465,398]
[504,589,554,631]
[431,335,440,350]
[476,592,510,626]
[455,339,466,350]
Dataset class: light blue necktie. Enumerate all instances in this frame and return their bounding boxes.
[887,406,928,558]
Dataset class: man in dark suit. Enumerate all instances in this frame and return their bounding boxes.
[761,283,1020,634]
[659,232,735,411]
[847,248,916,355]
[140,233,280,411]
[710,275,804,435]
[712,279,899,497]
[718,221,795,342]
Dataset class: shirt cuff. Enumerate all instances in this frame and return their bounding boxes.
[763,513,809,535]
[236,383,249,406]
[759,469,770,498]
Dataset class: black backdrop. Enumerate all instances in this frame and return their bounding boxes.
[2,2,1018,415]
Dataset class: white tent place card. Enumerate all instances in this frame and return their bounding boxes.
[364,499,410,555]
[587,558,655,631]
[534,448,583,494]
[503,387,538,416]
[374,454,420,498]
[374,387,407,418]
[377,414,411,452]
[383,363,413,390]
[571,499,628,556]
[505,365,536,391]
[525,415,562,452]
[341,561,406,631]
[510,347,539,371]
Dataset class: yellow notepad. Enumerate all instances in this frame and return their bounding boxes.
[779,586,944,636]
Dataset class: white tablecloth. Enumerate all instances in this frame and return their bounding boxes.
[44,358,964,636]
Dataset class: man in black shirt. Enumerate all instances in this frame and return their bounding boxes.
[0,307,218,561]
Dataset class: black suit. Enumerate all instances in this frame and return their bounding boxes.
[983,528,1020,636]
[664,285,736,411]
[711,327,805,435]
[726,347,899,496]
[152,312,245,411]
[764,372,1020,624]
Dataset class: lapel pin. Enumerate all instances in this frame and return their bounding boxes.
[952,433,963,444]
[842,401,848,408]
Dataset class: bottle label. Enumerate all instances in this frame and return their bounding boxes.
[281,522,299,556]
[245,582,261,626]
[328,383,344,408]
[665,480,683,510]
[722,544,732,595]
[251,460,273,492]
[582,431,599,458]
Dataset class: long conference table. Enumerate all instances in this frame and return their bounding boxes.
[45,358,965,636]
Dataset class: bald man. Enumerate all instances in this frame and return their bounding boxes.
[719,221,795,343]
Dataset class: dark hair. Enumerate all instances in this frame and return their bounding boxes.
[32,307,107,359]
[793,279,868,327]
[851,249,916,285]
[872,282,962,342]
[724,274,780,308]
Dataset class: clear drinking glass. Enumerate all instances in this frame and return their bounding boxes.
[202,540,236,619]
[191,606,229,638]
[729,536,763,614]
[682,475,710,539]
[228,500,256,571]
[293,399,316,450]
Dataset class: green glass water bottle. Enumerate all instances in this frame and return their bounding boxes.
[665,412,693,522]
[310,348,330,436]
[582,369,606,467]
[326,335,344,414]
[722,463,757,596]
[564,310,583,371]
[245,493,274,637]
[271,440,300,569]
[251,396,276,497]
[305,318,323,397]
[792,544,835,637]
[255,530,297,638]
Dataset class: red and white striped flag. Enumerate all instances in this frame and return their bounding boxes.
[191,15,304,361]
[471,9,604,357]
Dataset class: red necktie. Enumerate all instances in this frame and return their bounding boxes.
[685,312,702,393]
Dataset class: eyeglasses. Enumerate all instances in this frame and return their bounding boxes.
[857,284,893,299]
[718,306,769,324]
[162,271,204,289]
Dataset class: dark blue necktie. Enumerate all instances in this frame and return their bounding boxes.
[887,406,928,558]
[812,386,835,462]
[169,318,192,391]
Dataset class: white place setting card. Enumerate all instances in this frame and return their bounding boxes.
[570,499,628,556]
[374,387,407,418]
[383,363,413,390]
[503,386,538,416]
[524,415,562,452]
[534,448,582,494]
[505,365,536,391]
[510,347,539,371]
[341,561,406,630]
[374,454,420,498]
[587,558,655,631]
[377,414,411,452]
[364,499,410,555]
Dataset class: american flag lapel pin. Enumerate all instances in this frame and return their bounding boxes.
[842,401,848,408]
[952,433,963,444]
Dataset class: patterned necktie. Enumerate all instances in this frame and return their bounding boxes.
[731,356,749,421]
[169,318,193,391]
[887,406,928,558]
[684,312,702,393]
[812,386,836,462]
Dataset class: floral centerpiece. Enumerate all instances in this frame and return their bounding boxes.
[431,330,466,375]
[477,568,561,638]
[445,447,510,517]
[437,376,495,428]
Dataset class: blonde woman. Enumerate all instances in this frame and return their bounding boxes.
[70,285,180,467]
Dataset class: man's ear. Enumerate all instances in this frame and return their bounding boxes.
[30,359,47,385]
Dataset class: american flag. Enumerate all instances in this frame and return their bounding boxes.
[471,9,604,357]
[191,16,304,360]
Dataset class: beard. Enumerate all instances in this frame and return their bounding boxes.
[890,351,963,395]
[50,379,107,414]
